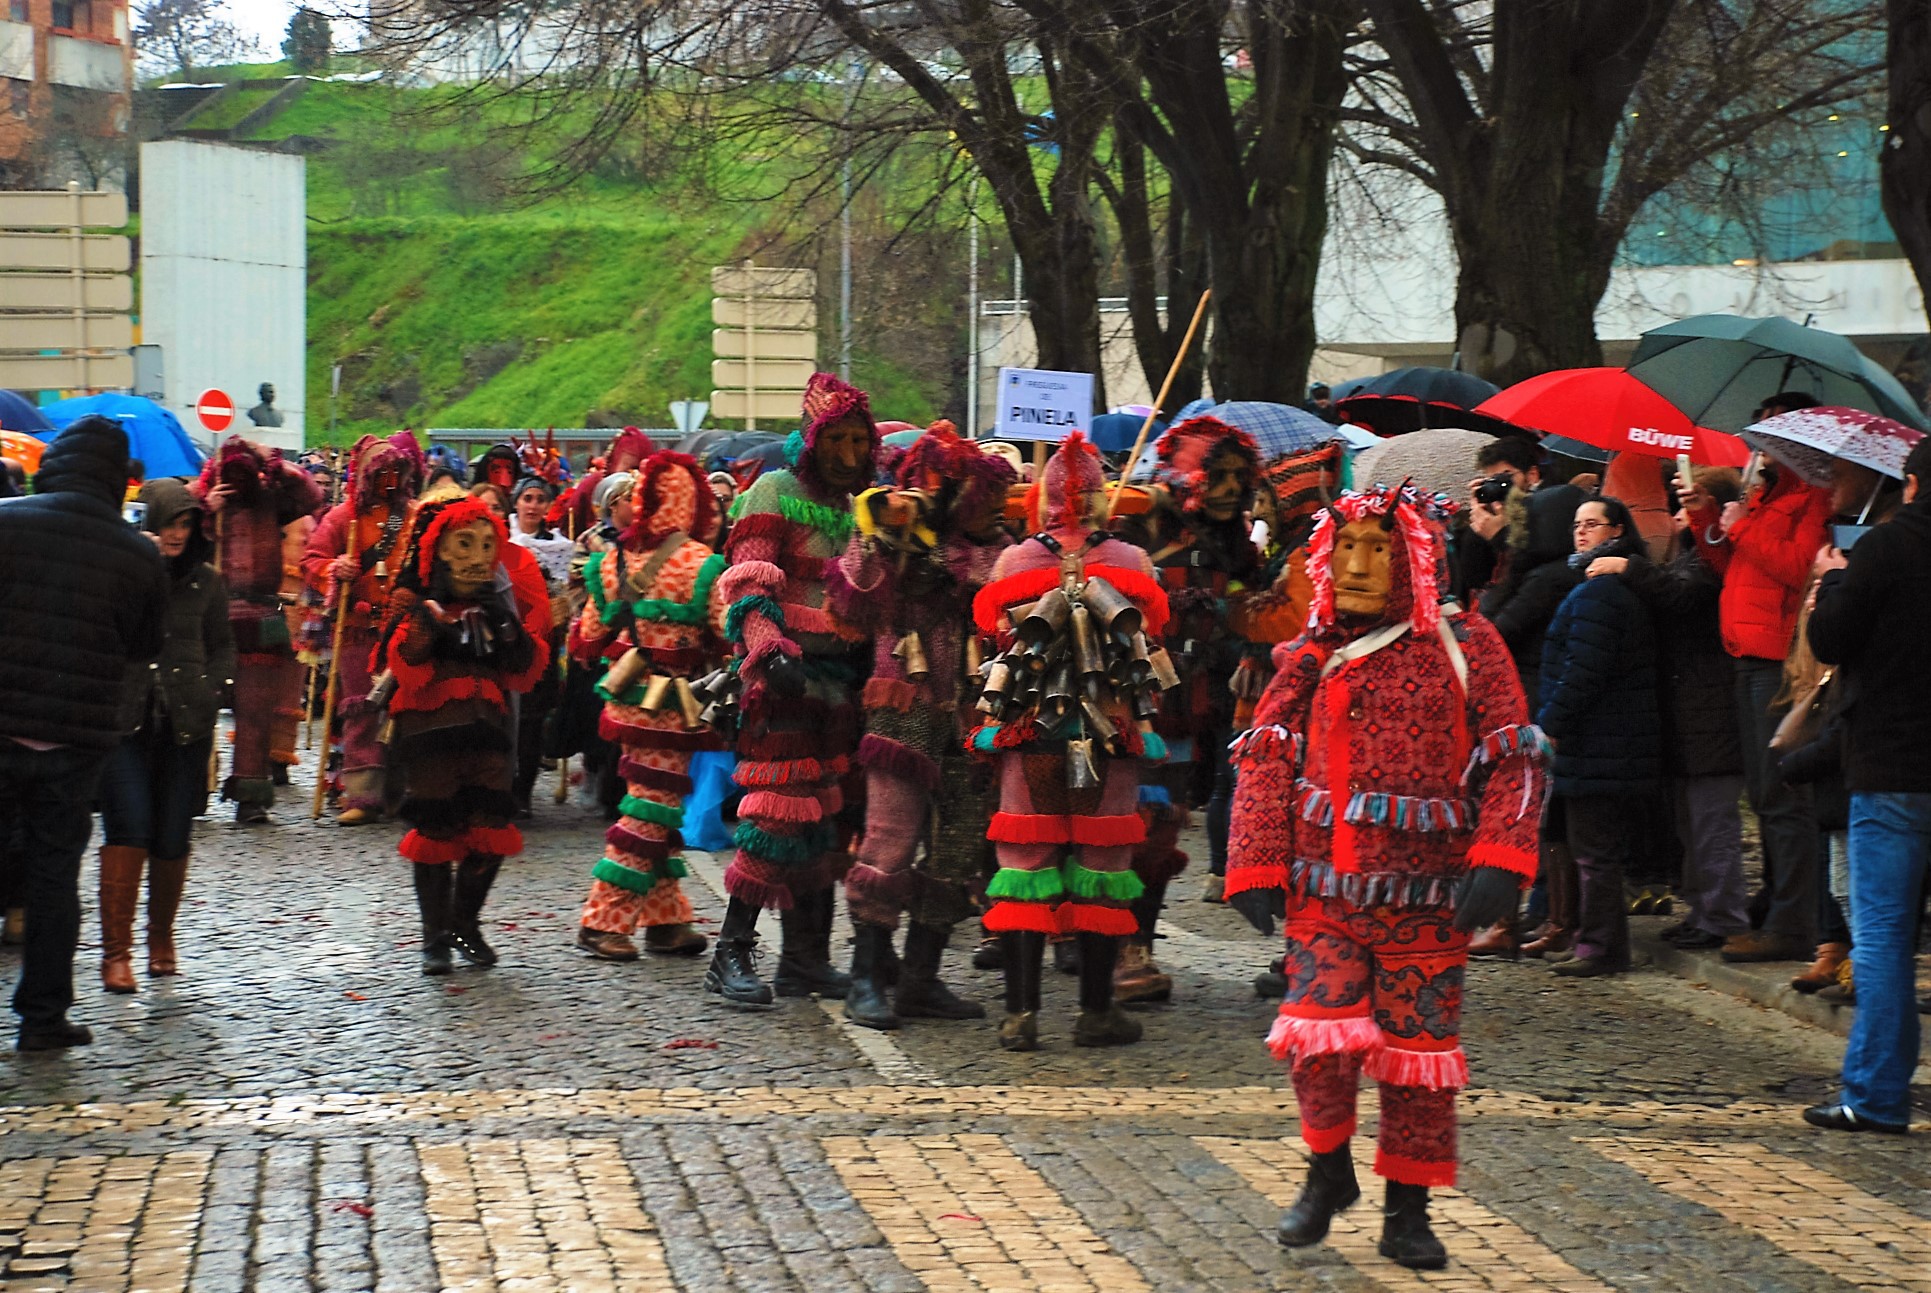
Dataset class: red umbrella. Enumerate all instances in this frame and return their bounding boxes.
[1475,367,1750,467]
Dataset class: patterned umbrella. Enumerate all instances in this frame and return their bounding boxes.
[1206,401,1346,459]
[1738,406,1925,486]
[1350,429,1498,500]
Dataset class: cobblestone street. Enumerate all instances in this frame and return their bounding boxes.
[3,769,1928,1293]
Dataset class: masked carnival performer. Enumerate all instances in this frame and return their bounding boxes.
[1225,484,1546,1269]
[375,496,551,973]
[571,452,726,962]
[971,432,1175,1051]
[830,423,1016,1029]
[707,373,877,1005]
[193,437,325,822]
[303,432,425,825]
[1112,416,1261,1002]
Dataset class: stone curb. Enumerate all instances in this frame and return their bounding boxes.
[1631,925,1855,1038]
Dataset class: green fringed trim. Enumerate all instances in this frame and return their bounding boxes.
[775,492,855,545]
[662,855,690,880]
[617,795,685,829]
[596,677,646,706]
[725,594,786,644]
[631,552,727,626]
[584,550,625,627]
[986,867,1066,903]
[592,856,657,896]
[1062,864,1145,903]
[733,820,832,865]
[783,427,806,468]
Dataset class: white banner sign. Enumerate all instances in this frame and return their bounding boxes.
[994,367,1093,442]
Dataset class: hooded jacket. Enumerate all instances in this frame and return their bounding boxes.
[1622,536,1741,780]
[118,478,236,743]
[1808,502,1931,793]
[1691,467,1831,661]
[0,415,168,749]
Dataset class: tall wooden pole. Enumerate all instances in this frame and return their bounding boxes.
[1105,289,1213,522]
[311,454,363,819]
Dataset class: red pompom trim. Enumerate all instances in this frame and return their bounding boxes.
[1373,1150,1458,1189]
[988,812,1071,844]
[1221,864,1290,899]
[399,830,467,864]
[972,564,1171,638]
[464,824,523,857]
[1069,814,1147,847]
[1465,842,1537,880]
[1057,903,1138,936]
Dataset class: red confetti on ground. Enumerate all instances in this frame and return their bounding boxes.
[445,986,469,996]
[497,922,520,932]
[663,1038,719,1050]
[938,1213,983,1223]
[343,991,367,1002]
[329,1200,374,1218]
[538,1033,563,1041]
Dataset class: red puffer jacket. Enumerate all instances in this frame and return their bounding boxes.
[1692,470,1831,661]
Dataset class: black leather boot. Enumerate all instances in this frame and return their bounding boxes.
[843,922,900,1030]
[704,897,773,1005]
[895,922,984,1020]
[1379,1181,1448,1270]
[998,930,1045,1051]
[774,887,852,998]
[413,863,454,976]
[448,856,501,968]
[1276,1146,1360,1248]
[1073,932,1141,1047]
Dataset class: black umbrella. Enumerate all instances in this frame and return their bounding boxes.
[1333,367,1510,437]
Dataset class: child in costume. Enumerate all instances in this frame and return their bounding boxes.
[1225,483,1545,1269]
[375,496,551,974]
[830,423,1016,1029]
[708,372,877,1005]
[571,451,727,962]
[970,432,1174,1051]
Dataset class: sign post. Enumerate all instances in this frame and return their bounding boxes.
[196,388,235,434]
[993,367,1094,442]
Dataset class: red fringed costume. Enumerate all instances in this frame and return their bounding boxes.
[302,431,425,817]
[193,436,325,813]
[569,452,728,951]
[831,423,1014,935]
[1226,485,1546,1188]
[376,497,551,972]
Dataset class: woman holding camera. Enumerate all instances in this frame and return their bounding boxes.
[96,478,235,992]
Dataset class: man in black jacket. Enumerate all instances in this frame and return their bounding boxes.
[0,415,167,1051]
[1802,437,1931,1135]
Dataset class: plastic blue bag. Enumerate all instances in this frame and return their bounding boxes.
[682,750,739,853]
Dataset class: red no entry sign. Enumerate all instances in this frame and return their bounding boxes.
[196,388,234,433]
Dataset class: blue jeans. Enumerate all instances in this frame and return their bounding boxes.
[0,741,108,1028]
[99,724,212,860]
[1840,792,1931,1125]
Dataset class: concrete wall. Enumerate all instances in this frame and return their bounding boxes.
[140,140,306,451]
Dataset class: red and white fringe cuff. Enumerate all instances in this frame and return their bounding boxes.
[1266,1010,1384,1063]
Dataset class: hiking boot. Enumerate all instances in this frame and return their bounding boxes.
[895,923,984,1020]
[998,1011,1039,1052]
[1379,1182,1448,1270]
[774,888,850,998]
[448,857,501,968]
[643,923,708,956]
[1790,942,1848,994]
[413,863,455,976]
[704,898,772,1005]
[843,923,900,1031]
[1113,942,1173,1004]
[16,1019,93,1052]
[1073,1005,1143,1047]
[1276,1146,1360,1248]
[1254,956,1289,999]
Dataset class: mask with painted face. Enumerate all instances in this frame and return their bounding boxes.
[435,518,498,599]
[1330,517,1394,619]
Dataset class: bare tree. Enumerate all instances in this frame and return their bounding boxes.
[1351,0,1882,383]
[1884,0,1931,308]
[133,0,259,79]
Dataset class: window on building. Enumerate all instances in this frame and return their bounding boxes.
[8,0,28,24]
[51,0,84,29]
[9,80,27,119]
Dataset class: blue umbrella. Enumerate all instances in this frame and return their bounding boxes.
[1089,412,1161,453]
[0,390,53,435]
[36,393,207,478]
[1205,401,1345,459]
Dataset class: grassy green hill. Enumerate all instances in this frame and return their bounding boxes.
[204,74,960,443]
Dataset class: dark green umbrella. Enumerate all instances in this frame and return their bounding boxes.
[1626,315,1926,432]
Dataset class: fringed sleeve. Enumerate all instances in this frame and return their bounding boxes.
[1223,636,1325,900]
[720,499,798,677]
[827,531,892,632]
[1457,617,1547,883]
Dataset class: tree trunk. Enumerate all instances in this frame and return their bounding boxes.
[1451,214,1611,385]
[1102,133,1205,410]
[1883,0,1931,313]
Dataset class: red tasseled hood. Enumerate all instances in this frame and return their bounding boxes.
[622,450,717,548]
[1305,483,1453,639]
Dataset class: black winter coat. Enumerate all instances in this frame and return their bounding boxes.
[1537,539,1662,798]
[0,416,167,750]
[1808,504,1931,793]
[116,478,236,744]
[1480,485,1584,713]
[1622,540,1742,779]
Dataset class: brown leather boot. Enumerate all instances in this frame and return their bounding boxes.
[98,845,146,994]
[1790,942,1848,994]
[146,854,189,977]
[1466,919,1520,960]
[643,923,709,956]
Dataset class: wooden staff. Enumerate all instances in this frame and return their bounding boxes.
[301,662,318,751]
[1105,288,1213,522]
[311,462,364,819]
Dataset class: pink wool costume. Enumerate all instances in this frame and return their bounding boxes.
[570,452,728,940]
[1225,485,1546,1189]
[193,437,325,813]
[830,424,1014,933]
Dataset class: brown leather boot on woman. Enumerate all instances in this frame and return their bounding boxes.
[1790,942,1848,994]
[97,845,147,994]
[146,854,190,977]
